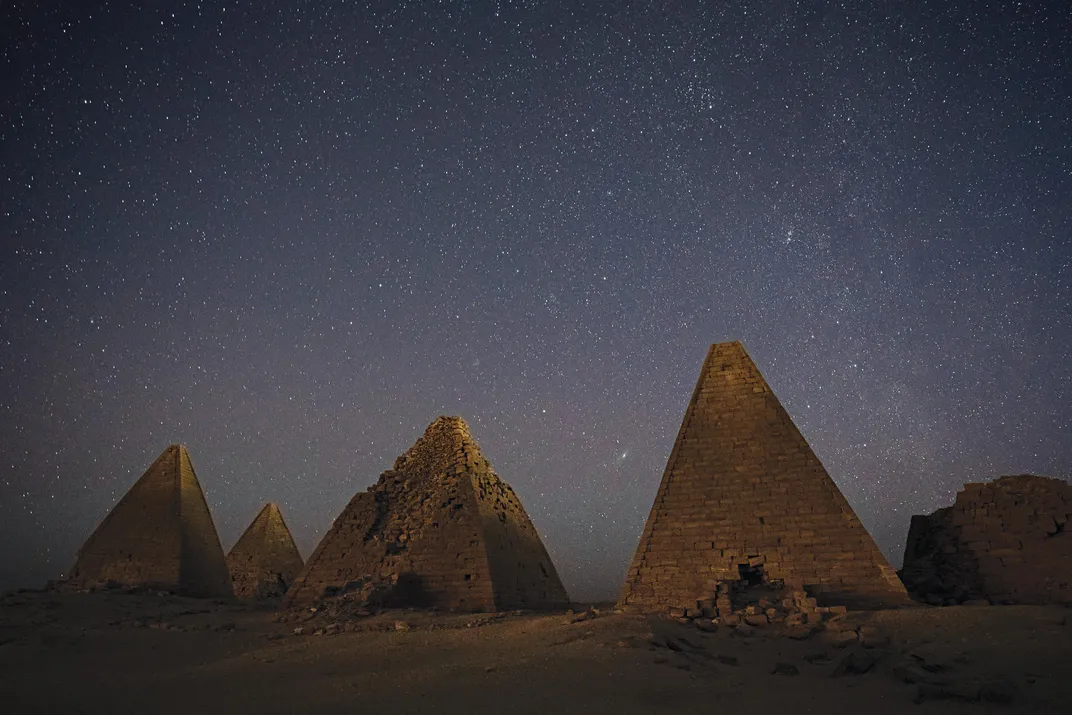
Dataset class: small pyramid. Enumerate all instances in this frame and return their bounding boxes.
[619,342,909,611]
[227,503,305,599]
[68,445,233,598]
[283,416,569,610]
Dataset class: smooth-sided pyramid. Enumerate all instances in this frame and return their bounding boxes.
[68,445,233,598]
[283,416,569,610]
[619,342,909,612]
[227,503,305,599]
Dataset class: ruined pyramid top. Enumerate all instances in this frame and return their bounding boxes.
[393,416,475,467]
[283,415,568,610]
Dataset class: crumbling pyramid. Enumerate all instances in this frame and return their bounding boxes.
[227,502,305,599]
[902,475,1072,605]
[619,341,909,612]
[283,416,569,611]
[68,444,233,598]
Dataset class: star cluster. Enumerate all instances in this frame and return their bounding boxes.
[1,1,1069,599]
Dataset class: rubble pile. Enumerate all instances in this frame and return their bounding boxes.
[276,580,527,636]
[666,576,848,636]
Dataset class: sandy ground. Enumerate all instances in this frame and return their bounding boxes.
[0,591,1068,714]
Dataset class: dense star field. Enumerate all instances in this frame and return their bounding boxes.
[1,1,1069,600]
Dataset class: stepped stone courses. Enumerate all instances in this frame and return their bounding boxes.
[67,445,233,598]
[619,341,909,613]
[227,503,305,599]
[282,416,569,611]
[901,475,1072,605]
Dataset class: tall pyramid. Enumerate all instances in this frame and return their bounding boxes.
[283,416,569,611]
[619,342,909,611]
[227,503,305,599]
[68,444,233,598]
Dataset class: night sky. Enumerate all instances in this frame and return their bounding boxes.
[2,1,1069,600]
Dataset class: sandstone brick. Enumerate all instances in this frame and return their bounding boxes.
[901,474,1072,605]
[282,416,569,611]
[617,342,909,613]
[227,503,305,599]
[67,445,233,598]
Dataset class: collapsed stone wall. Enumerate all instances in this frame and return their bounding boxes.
[283,417,568,611]
[619,342,909,613]
[901,475,1072,605]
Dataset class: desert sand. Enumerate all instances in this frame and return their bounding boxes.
[0,590,1068,714]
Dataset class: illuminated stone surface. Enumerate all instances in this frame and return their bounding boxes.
[619,342,909,612]
[68,445,233,598]
[227,503,304,599]
[283,416,569,611]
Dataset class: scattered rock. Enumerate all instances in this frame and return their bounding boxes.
[822,629,858,648]
[803,650,831,664]
[293,627,304,635]
[893,661,949,686]
[733,623,754,638]
[771,662,799,676]
[979,678,1017,704]
[832,648,875,676]
[393,620,410,632]
[694,618,718,633]
[743,614,768,628]
[716,654,739,667]
[857,625,890,649]
[784,624,820,641]
[913,681,981,704]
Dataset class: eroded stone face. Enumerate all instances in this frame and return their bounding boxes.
[619,341,910,613]
[282,416,569,611]
[901,475,1072,605]
[67,445,233,599]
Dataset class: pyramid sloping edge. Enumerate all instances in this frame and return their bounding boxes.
[619,342,909,611]
[227,502,305,599]
[67,445,233,598]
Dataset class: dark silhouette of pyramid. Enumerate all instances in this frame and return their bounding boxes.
[227,502,305,599]
[619,342,909,611]
[68,445,233,598]
[283,416,569,611]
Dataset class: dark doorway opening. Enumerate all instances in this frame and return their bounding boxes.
[737,562,766,587]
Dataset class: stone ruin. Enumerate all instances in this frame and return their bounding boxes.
[666,554,850,632]
[227,502,305,599]
[901,474,1072,605]
[67,444,233,598]
[619,341,910,614]
[281,416,569,612]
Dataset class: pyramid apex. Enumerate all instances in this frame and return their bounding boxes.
[709,339,747,354]
[426,415,470,431]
